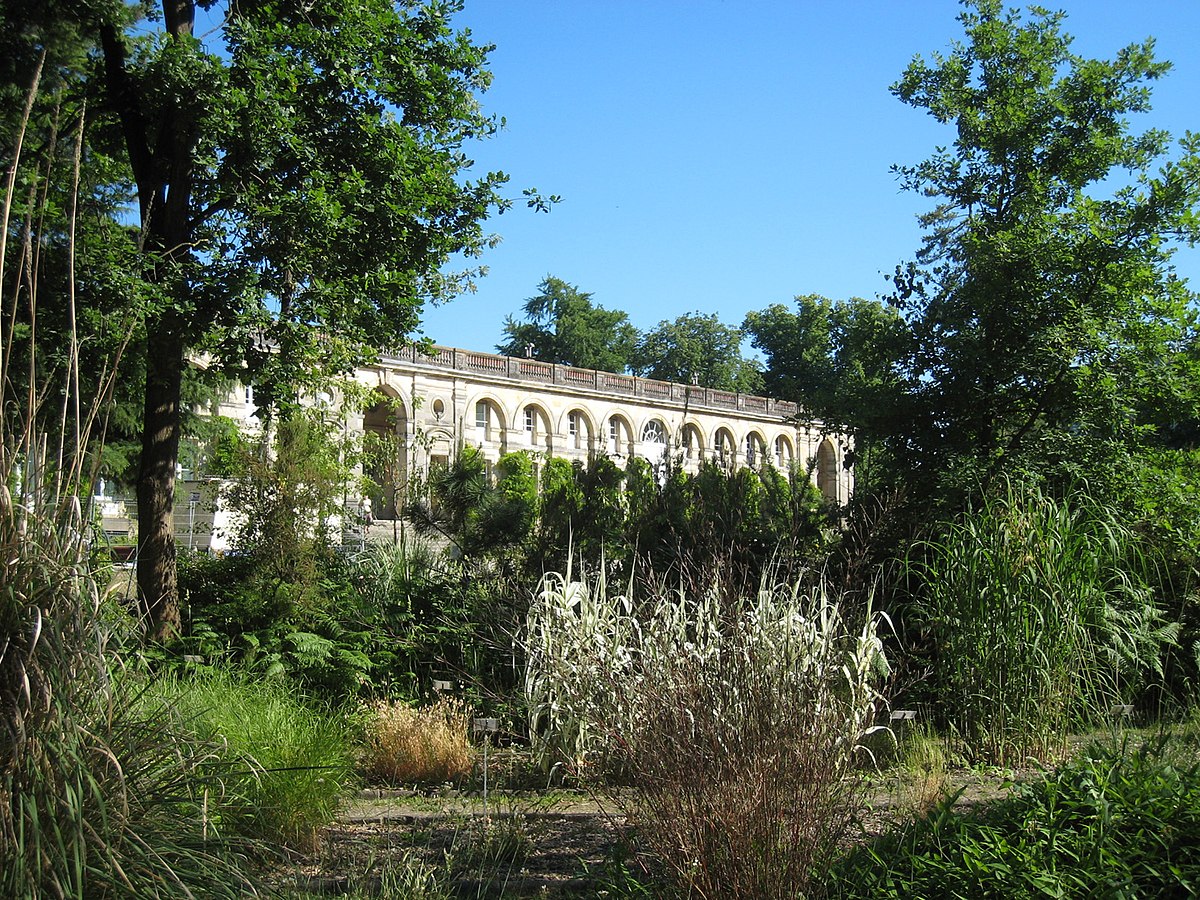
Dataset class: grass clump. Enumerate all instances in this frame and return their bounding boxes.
[911,481,1177,766]
[830,737,1200,898]
[148,671,354,853]
[362,697,474,785]
[524,568,889,900]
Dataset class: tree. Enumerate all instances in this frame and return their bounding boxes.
[496,276,637,372]
[632,311,764,393]
[12,0,530,639]
[890,0,1200,501]
[744,295,912,489]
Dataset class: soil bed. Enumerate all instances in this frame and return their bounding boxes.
[284,769,1027,898]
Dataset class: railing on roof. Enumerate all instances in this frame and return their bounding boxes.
[380,344,801,418]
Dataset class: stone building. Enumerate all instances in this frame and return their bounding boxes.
[183,343,853,549]
[355,345,848,512]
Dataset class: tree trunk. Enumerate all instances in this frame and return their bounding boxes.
[136,322,185,641]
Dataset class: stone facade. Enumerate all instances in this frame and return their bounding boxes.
[322,344,853,518]
[108,346,849,554]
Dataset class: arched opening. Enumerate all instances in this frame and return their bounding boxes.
[775,435,794,470]
[363,392,408,519]
[474,398,506,448]
[816,439,839,502]
[608,414,633,457]
[523,403,551,451]
[714,428,735,469]
[744,432,766,468]
[641,418,669,470]
[682,423,704,463]
[566,408,593,451]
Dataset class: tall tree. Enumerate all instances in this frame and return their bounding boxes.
[745,296,908,425]
[10,0,527,639]
[891,0,1200,500]
[632,311,763,393]
[496,276,637,372]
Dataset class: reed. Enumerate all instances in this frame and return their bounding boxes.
[523,566,889,898]
[910,480,1176,765]
[0,58,255,896]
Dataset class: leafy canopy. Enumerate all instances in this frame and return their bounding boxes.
[888,0,1200,499]
[633,311,764,394]
[496,276,637,373]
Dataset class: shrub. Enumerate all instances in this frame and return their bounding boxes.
[361,697,474,784]
[829,737,1200,898]
[910,481,1178,765]
[0,491,261,897]
[523,568,889,899]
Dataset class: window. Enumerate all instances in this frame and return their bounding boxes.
[568,411,584,449]
[524,405,548,448]
[609,416,627,454]
[476,401,488,431]
[642,420,667,444]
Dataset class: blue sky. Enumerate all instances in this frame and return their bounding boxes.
[415,1,1200,356]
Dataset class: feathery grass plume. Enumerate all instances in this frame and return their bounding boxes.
[522,565,888,898]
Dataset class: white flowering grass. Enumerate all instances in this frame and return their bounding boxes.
[522,567,888,898]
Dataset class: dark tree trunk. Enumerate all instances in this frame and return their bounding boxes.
[136,321,185,641]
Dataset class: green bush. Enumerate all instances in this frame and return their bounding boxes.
[829,738,1200,898]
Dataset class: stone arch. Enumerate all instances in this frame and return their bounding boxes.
[816,438,839,502]
[425,427,455,473]
[606,412,634,457]
[362,388,409,519]
[561,407,596,452]
[681,422,705,463]
[774,433,795,470]
[520,401,553,452]
[471,394,508,449]
[640,417,670,470]
[744,430,767,468]
[713,426,736,468]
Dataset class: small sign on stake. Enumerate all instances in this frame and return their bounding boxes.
[473,717,500,734]
[432,679,455,693]
[473,717,501,820]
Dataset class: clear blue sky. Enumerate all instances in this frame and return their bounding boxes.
[415,1,1200,356]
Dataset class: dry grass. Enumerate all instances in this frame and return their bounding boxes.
[362,697,474,785]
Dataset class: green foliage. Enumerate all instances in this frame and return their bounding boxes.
[744,295,911,486]
[5,0,535,636]
[0,478,255,896]
[632,311,764,393]
[829,738,1200,899]
[221,410,355,587]
[910,481,1178,765]
[148,671,355,853]
[496,275,638,372]
[888,0,1200,503]
[405,445,534,560]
